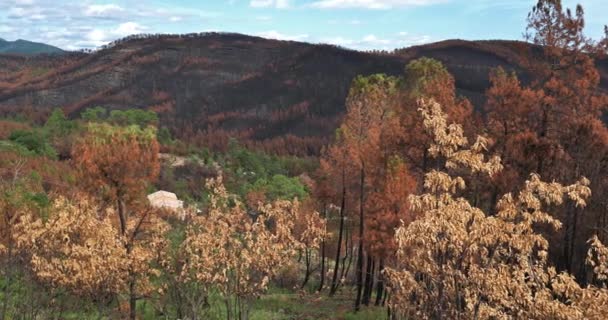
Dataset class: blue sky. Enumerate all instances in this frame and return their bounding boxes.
[0,0,606,51]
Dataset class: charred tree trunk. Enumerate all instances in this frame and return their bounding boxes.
[344,226,355,281]
[562,205,573,273]
[117,198,127,236]
[537,109,548,176]
[362,256,374,306]
[118,194,137,320]
[338,225,350,288]
[375,259,385,306]
[301,249,311,289]
[382,287,388,306]
[129,279,137,320]
[330,169,347,296]
[317,207,327,292]
[354,165,365,312]
[570,206,579,276]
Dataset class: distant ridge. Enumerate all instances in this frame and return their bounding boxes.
[0,33,606,155]
[0,38,65,55]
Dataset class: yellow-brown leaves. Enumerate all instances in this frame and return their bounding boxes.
[14,195,170,303]
[384,99,608,320]
[419,99,503,176]
[587,235,608,283]
[178,177,316,305]
[15,197,128,297]
[495,173,590,232]
[422,170,465,194]
[297,209,328,251]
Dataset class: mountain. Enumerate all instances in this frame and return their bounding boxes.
[0,38,65,55]
[0,33,606,155]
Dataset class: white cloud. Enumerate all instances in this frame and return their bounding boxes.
[320,36,356,46]
[311,0,447,9]
[84,29,109,47]
[84,4,124,16]
[362,34,390,45]
[0,1,224,50]
[250,0,291,9]
[319,32,433,50]
[115,22,146,36]
[82,22,147,47]
[0,0,437,51]
[256,30,309,41]
[86,29,106,42]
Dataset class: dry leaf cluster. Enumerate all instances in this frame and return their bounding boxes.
[384,100,608,319]
[176,177,324,319]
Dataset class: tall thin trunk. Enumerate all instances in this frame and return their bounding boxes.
[422,148,428,173]
[317,207,327,292]
[129,279,136,320]
[118,196,137,320]
[569,206,579,276]
[339,226,350,286]
[537,109,548,175]
[356,251,365,309]
[330,169,346,296]
[362,256,374,306]
[562,206,572,272]
[354,166,365,312]
[301,249,311,289]
[225,298,232,320]
[601,204,608,244]
[382,288,388,306]
[342,226,354,283]
[117,198,127,236]
[489,185,500,215]
[375,259,384,306]
[127,239,137,320]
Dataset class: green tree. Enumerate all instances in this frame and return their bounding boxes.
[250,174,308,201]
[80,106,108,122]
[403,57,449,95]
[157,127,173,145]
[8,130,56,159]
[43,108,77,138]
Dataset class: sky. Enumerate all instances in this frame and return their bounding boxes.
[0,0,606,51]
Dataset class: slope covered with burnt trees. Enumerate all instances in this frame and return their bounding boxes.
[0,33,606,155]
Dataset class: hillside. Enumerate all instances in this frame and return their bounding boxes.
[0,38,65,55]
[0,33,606,155]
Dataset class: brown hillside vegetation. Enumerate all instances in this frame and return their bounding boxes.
[1,33,606,155]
